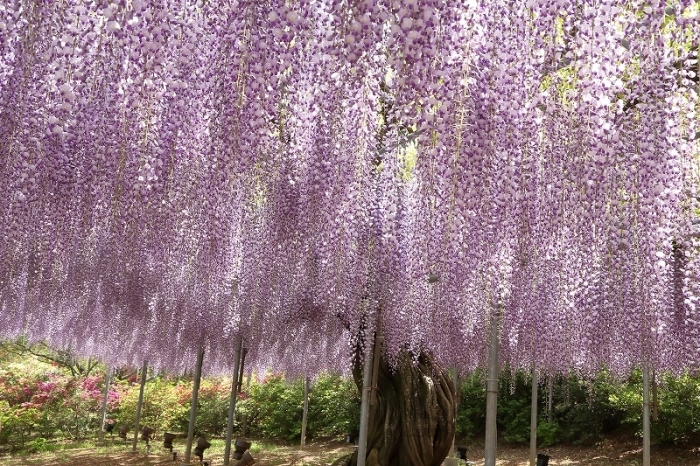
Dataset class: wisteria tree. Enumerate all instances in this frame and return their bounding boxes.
[0,0,698,465]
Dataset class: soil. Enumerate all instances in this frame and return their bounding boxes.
[2,438,700,466]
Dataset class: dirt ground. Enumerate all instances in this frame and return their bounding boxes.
[2,438,700,466]
[0,439,354,466]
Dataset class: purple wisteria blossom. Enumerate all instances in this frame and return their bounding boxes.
[0,0,697,378]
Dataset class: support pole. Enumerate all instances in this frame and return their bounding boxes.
[300,376,310,447]
[357,335,375,466]
[643,364,650,466]
[241,371,252,436]
[132,360,148,453]
[237,348,247,392]
[182,348,205,465]
[97,366,111,446]
[652,371,658,422]
[547,376,553,422]
[454,366,462,406]
[370,329,382,407]
[451,367,459,455]
[224,339,243,465]
[529,365,538,466]
[484,309,500,466]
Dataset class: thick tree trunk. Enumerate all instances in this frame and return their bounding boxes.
[340,351,456,466]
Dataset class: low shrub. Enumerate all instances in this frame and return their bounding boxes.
[238,373,360,441]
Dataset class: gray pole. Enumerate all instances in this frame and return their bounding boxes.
[484,308,500,466]
[529,365,537,466]
[451,366,459,455]
[131,360,148,452]
[224,338,243,465]
[357,336,375,466]
[182,347,205,465]
[547,376,553,422]
[301,376,310,447]
[241,371,252,436]
[643,364,650,466]
[97,366,111,446]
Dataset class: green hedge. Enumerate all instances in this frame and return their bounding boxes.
[5,349,700,454]
[456,368,700,447]
[237,373,360,441]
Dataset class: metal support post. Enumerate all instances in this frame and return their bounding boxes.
[97,366,111,446]
[301,377,310,447]
[224,339,243,465]
[643,364,650,466]
[131,360,148,453]
[241,371,252,436]
[357,335,375,466]
[484,309,500,466]
[529,365,537,466]
[182,347,205,465]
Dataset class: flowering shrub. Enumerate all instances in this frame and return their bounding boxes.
[0,359,122,447]
[0,357,360,451]
[6,350,700,454]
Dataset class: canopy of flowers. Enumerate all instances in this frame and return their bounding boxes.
[0,0,698,377]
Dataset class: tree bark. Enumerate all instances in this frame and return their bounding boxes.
[339,350,456,466]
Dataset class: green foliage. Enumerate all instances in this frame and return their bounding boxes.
[607,371,700,445]
[0,360,108,446]
[27,437,47,453]
[48,375,112,440]
[238,375,304,440]
[457,369,624,447]
[307,374,360,439]
[651,373,700,444]
[116,378,188,436]
[0,401,42,449]
[7,338,700,456]
[455,370,486,438]
[536,421,559,447]
[193,379,231,437]
[550,372,623,445]
[238,373,360,441]
[607,370,642,432]
[456,369,700,448]
[498,371,534,444]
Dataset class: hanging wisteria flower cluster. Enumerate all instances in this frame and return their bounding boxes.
[0,0,698,378]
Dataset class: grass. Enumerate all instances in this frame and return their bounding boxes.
[1,435,352,465]
[171,437,282,457]
[3,438,700,466]
[4,438,99,455]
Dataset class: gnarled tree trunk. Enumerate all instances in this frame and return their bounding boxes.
[340,351,456,466]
